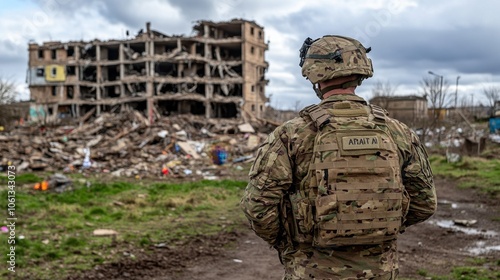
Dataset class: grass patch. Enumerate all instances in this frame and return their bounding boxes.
[424,258,500,280]
[417,269,429,277]
[430,155,500,196]
[0,178,248,279]
[0,172,42,184]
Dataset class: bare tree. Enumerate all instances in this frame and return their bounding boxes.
[371,80,398,109]
[420,76,451,142]
[293,100,303,112]
[372,80,398,97]
[420,76,451,110]
[482,86,500,112]
[459,95,474,118]
[0,76,17,104]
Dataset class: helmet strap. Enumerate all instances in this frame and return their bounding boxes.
[313,83,323,99]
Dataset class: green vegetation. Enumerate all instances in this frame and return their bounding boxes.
[424,258,500,280]
[0,172,42,184]
[426,155,500,279]
[417,269,429,277]
[400,258,499,280]
[1,155,498,279]
[429,155,500,196]
[0,178,247,279]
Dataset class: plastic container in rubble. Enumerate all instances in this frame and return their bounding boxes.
[212,146,227,165]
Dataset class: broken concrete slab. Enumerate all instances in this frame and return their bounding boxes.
[176,141,200,159]
[93,229,118,236]
[246,135,260,149]
[238,123,255,133]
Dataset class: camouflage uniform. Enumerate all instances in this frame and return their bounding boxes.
[240,94,437,280]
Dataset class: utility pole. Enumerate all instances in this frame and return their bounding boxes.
[471,93,474,116]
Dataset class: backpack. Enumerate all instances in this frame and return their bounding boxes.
[290,101,404,247]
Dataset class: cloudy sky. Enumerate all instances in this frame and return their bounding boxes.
[1,0,500,109]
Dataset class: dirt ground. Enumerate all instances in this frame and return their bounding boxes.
[67,178,500,280]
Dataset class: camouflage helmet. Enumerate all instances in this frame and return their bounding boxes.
[299,35,373,84]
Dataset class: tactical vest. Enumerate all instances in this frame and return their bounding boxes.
[290,101,404,247]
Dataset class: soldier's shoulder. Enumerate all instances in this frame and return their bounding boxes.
[385,116,409,129]
[284,115,308,126]
[384,116,414,144]
[272,115,316,144]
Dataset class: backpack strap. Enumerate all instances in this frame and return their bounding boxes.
[301,104,331,130]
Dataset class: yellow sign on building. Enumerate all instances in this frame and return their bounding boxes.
[45,65,66,82]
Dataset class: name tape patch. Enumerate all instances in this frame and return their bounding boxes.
[342,135,380,150]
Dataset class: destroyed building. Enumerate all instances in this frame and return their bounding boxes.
[369,95,428,127]
[27,19,269,123]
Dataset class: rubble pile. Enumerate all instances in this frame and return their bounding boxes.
[0,110,275,177]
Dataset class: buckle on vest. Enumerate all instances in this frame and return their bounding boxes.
[370,105,386,122]
[318,119,330,130]
[303,104,331,130]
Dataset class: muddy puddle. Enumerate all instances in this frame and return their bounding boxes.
[431,199,500,255]
[429,219,498,236]
[467,241,500,255]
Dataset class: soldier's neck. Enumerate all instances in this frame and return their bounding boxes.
[322,88,356,99]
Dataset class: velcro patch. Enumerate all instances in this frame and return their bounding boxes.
[342,135,380,150]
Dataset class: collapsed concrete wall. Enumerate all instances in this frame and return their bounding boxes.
[27,19,269,124]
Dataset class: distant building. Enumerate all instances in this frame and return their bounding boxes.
[0,102,30,131]
[427,108,448,121]
[369,95,428,127]
[446,105,491,121]
[27,19,269,123]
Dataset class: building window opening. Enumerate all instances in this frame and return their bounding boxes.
[106,66,120,81]
[250,46,255,54]
[251,85,255,92]
[67,86,74,99]
[250,27,254,35]
[211,102,238,118]
[67,66,76,76]
[103,85,120,98]
[38,50,44,59]
[107,47,119,60]
[51,49,57,60]
[82,66,97,82]
[67,46,75,57]
[51,67,57,77]
[189,101,205,115]
[36,68,45,77]
[52,86,57,96]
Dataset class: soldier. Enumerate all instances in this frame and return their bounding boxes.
[240,35,437,279]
